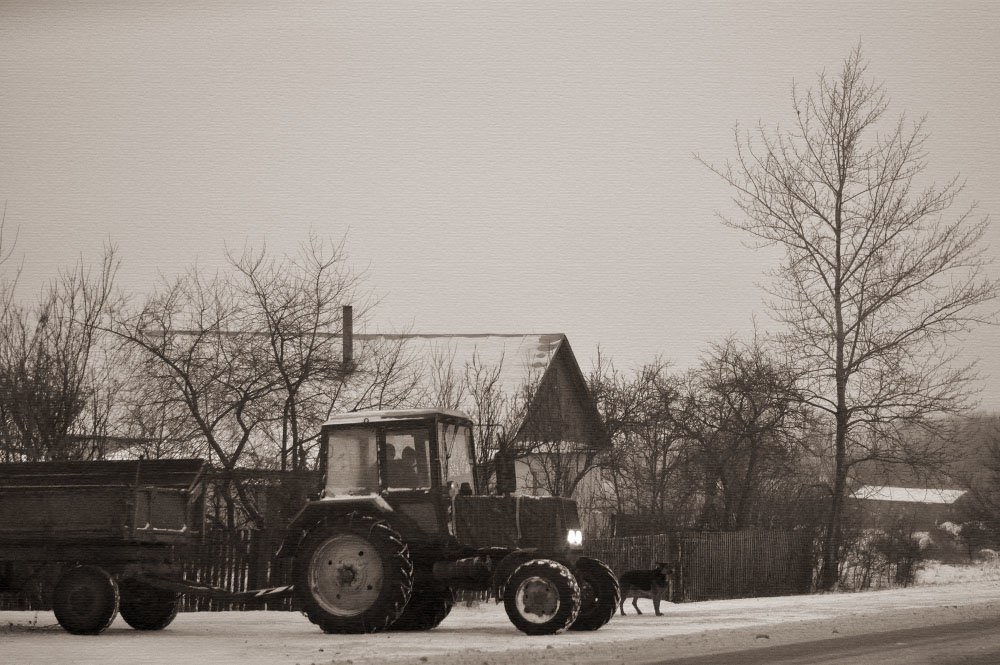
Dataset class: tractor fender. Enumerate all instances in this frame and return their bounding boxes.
[490,550,538,600]
[276,496,396,559]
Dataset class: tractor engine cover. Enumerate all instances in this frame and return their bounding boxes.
[453,495,581,552]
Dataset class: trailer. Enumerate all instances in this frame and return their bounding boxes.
[0,458,282,634]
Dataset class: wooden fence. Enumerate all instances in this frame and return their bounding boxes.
[1,527,815,612]
[585,529,815,601]
[181,527,295,611]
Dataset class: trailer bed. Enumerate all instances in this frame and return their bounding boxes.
[0,458,206,546]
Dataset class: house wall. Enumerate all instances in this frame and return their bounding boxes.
[849,498,960,531]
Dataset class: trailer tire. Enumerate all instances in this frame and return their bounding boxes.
[568,558,620,631]
[503,559,580,636]
[294,513,413,634]
[390,580,453,631]
[118,579,180,631]
[52,565,120,635]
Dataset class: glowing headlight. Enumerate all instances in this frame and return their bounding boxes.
[566,529,583,546]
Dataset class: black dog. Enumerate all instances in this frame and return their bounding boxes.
[618,562,672,616]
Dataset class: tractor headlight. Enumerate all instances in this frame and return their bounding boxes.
[566,529,583,546]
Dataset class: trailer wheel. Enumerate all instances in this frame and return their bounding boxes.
[503,559,580,636]
[390,579,453,631]
[52,565,120,635]
[568,558,620,631]
[118,579,180,631]
[294,513,413,633]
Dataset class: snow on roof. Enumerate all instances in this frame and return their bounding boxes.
[380,333,567,399]
[849,485,967,504]
[324,407,472,426]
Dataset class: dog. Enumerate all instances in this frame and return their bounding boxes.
[618,562,673,616]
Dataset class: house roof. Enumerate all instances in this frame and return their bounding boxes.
[358,332,567,400]
[849,485,967,505]
[324,407,472,426]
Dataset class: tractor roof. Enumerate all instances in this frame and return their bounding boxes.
[323,408,472,427]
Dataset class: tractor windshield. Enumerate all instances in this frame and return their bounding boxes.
[325,426,379,495]
[439,422,475,491]
[385,428,433,490]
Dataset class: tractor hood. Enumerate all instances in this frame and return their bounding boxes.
[453,495,582,551]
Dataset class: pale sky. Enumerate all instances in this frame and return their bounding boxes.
[2,1,999,405]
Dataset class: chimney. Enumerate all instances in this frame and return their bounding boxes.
[342,305,353,367]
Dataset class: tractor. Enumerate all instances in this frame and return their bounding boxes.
[279,407,620,635]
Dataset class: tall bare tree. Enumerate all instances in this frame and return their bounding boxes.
[705,48,997,588]
[230,235,366,471]
[0,243,119,462]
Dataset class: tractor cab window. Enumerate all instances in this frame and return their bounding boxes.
[325,427,378,496]
[385,428,432,490]
[439,422,475,492]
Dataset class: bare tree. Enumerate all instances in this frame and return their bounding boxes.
[589,354,689,527]
[0,245,119,462]
[110,236,421,526]
[672,337,804,530]
[230,235,366,471]
[112,268,278,527]
[705,48,997,588]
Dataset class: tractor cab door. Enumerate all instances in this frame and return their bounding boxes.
[378,421,453,540]
[438,421,476,495]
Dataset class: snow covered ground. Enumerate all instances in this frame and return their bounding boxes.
[4,568,1000,665]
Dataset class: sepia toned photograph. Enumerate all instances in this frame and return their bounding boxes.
[1,2,999,663]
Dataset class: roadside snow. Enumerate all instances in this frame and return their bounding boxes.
[4,574,1000,665]
[917,559,1000,585]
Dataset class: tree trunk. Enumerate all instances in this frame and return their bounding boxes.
[820,412,849,590]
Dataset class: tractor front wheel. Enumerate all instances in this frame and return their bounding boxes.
[294,514,413,634]
[569,558,620,631]
[503,559,580,635]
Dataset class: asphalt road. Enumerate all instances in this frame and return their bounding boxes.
[652,617,1000,665]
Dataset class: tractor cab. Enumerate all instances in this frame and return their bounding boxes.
[319,408,477,498]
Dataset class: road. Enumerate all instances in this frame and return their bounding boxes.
[3,579,1000,665]
[655,618,1000,665]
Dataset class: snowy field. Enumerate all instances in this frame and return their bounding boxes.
[4,567,1000,665]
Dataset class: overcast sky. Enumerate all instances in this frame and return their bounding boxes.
[2,1,999,406]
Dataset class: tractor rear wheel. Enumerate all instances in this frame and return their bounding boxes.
[118,579,180,631]
[294,513,413,634]
[503,559,580,635]
[569,558,620,631]
[52,565,120,635]
[390,580,453,631]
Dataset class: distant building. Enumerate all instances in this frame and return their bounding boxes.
[848,485,967,530]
